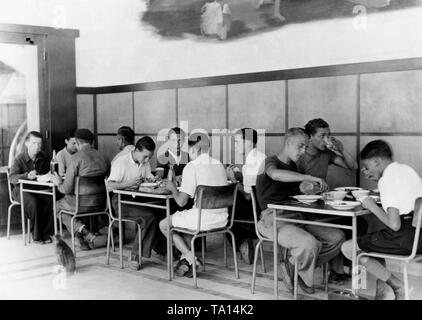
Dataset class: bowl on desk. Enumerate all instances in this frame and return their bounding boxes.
[326,200,360,210]
[36,174,51,183]
[324,191,347,201]
[351,189,370,201]
[292,195,322,204]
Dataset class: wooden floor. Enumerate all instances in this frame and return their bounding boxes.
[0,233,421,300]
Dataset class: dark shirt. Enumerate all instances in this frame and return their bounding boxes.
[156,150,188,178]
[256,155,301,210]
[296,149,336,180]
[58,145,108,207]
[9,150,50,186]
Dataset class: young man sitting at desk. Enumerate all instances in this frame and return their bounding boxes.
[51,129,108,251]
[56,129,78,177]
[342,140,422,300]
[256,127,345,295]
[107,136,159,270]
[226,128,266,264]
[159,134,228,277]
[9,131,54,244]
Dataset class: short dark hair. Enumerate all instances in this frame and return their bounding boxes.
[25,131,43,141]
[235,128,258,147]
[168,127,186,138]
[188,132,209,151]
[285,127,309,141]
[117,126,135,145]
[135,136,155,152]
[304,118,330,136]
[64,129,76,141]
[360,140,393,160]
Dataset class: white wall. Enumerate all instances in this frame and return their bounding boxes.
[1,0,422,86]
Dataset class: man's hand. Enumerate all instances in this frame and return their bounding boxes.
[50,172,62,186]
[175,175,182,187]
[360,196,377,210]
[306,175,329,192]
[129,177,142,188]
[155,170,164,181]
[161,179,177,193]
[27,170,37,180]
[326,136,344,156]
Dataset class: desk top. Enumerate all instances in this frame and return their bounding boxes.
[18,179,55,188]
[113,187,173,199]
[268,200,369,217]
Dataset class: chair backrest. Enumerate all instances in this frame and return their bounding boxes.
[74,175,107,211]
[194,183,238,232]
[409,197,422,259]
[5,167,16,203]
[251,185,268,241]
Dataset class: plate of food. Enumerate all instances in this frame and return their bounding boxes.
[326,200,361,210]
[292,195,322,204]
[140,182,159,188]
[334,187,362,192]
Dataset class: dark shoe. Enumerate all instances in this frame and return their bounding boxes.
[174,259,190,277]
[43,238,53,244]
[286,258,315,295]
[386,274,405,300]
[76,232,91,251]
[329,270,350,285]
[240,239,254,265]
[184,264,194,278]
[33,239,45,245]
[129,254,141,271]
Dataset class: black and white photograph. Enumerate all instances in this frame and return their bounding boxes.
[1,0,422,306]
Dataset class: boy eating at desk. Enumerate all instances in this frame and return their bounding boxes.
[341,140,422,299]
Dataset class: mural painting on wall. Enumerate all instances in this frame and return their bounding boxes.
[140,0,422,41]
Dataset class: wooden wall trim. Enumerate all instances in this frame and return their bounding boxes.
[76,57,422,94]
[0,23,79,38]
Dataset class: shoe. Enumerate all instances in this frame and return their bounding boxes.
[278,261,293,294]
[128,254,141,271]
[240,239,254,265]
[33,239,45,245]
[285,258,315,295]
[386,274,405,300]
[328,271,350,285]
[174,259,190,277]
[81,227,96,249]
[76,232,91,251]
[184,264,194,278]
[43,238,53,244]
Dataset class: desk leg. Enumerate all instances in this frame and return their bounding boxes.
[273,209,278,300]
[20,186,26,246]
[118,194,123,269]
[166,199,172,281]
[52,188,57,235]
[351,216,358,295]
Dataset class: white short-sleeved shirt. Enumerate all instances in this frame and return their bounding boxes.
[111,145,135,166]
[378,162,422,215]
[172,153,228,231]
[242,148,266,194]
[107,152,154,183]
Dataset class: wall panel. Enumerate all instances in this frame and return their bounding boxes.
[97,92,133,133]
[178,85,226,132]
[134,89,176,134]
[228,80,285,133]
[97,135,120,165]
[288,75,358,132]
[360,70,422,133]
[76,94,94,132]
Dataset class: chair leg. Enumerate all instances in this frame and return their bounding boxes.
[228,231,239,279]
[138,225,142,267]
[201,236,205,272]
[191,237,197,288]
[7,205,12,240]
[223,235,227,267]
[259,243,266,273]
[404,263,410,300]
[58,211,63,237]
[70,216,76,254]
[109,217,115,252]
[106,220,114,265]
[323,262,329,293]
[27,219,31,244]
[251,239,263,294]
[294,259,298,300]
[169,229,174,280]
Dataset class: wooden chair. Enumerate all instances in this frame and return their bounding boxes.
[105,179,143,268]
[357,197,422,300]
[169,183,240,288]
[6,167,31,244]
[57,175,111,253]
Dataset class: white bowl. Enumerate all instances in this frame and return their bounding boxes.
[292,195,322,204]
[351,190,370,200]
[327,201,361,210]
[325,191,347,201]
[334,187,362,192]
[140,182,158,188]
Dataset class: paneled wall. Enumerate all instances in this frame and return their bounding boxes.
[76,60,422,189]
